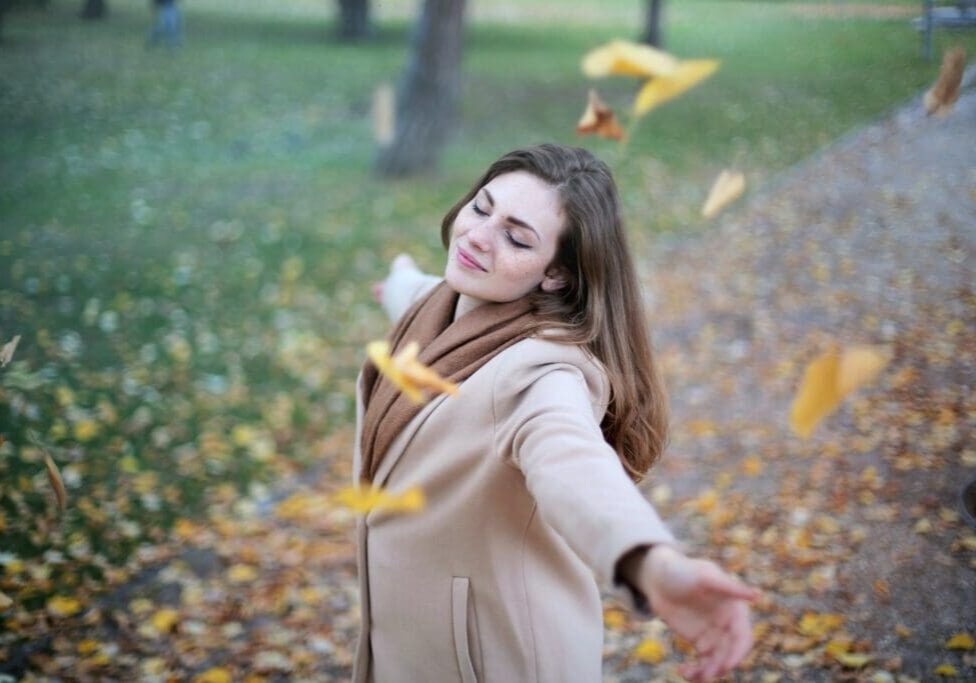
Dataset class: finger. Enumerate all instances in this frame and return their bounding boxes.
[702,629,734,681]
[700,564,761,601]
[721,604,755,673]
[678,660,706,683]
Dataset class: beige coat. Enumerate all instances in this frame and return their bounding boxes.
[352,268,675,683]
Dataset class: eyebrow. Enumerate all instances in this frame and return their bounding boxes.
[482,189,540,240]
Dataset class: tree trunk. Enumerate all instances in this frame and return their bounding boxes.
[641,0,663,47]
[80,0,106,20]
[336,0,371,41]
[374,0,466,177]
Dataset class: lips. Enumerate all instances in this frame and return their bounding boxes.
[456,247,487,272]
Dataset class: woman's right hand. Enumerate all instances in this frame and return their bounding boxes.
[372,253,418,304]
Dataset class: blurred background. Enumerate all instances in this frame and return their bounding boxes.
[1,0,974,680]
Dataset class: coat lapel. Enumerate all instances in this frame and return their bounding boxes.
[371,391,451,489]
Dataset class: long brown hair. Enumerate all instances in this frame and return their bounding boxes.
[440,144,668,481]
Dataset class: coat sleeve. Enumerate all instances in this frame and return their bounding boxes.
[380,264,442,323]
[491,343,677,591]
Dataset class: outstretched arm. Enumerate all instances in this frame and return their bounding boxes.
[618,544,760,682]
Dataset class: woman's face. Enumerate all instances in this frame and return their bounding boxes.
[445,170,566,305]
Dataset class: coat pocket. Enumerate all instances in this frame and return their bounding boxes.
[451,577,483,683]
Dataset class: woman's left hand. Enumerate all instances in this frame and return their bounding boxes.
[639,544,761,682]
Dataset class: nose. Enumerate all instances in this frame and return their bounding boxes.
[466,219,492,252]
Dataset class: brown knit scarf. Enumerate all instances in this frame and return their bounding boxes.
[359,281,537,483]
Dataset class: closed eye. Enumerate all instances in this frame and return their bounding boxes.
[506,232,531,249]
[472,202,488,217]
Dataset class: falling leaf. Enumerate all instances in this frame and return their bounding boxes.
[576,89,625,141]
[150,608,179,634]
[47,595,83,618]
[633,60,720,116]
[633,637,667,664]
[0,335,20,367]
[924,47,966,116]
[367,340,458,405]
[945,632,975,650]
[789,345,890,438]
[934,663,958,677]
[44,452,67,513]
[581,39,678,79]
[701,169,745,219]
[333,484,426,515]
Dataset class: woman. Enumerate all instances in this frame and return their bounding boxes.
[354,144,759,683]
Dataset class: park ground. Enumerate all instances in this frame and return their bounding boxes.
[1,1,975,680]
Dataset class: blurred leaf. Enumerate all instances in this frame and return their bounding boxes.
[333,484,425,515]
[797,612,845,639]
[0,335,20,367]
[367,341,458,405]
[633,60,720,116]
[701,170,745,219]
[149,608,180,634]
[576,90,625,142]
[633,637,667,664]
[789,346,890,438]
[934,663,959,677]
[194,667,233,683]
[46,595,83,618]
[924,47,966,116]
[945,632,974,650]
[581,39,677,79]
[44,451,67,513]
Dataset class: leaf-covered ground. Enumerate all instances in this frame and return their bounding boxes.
[6,66,974,683]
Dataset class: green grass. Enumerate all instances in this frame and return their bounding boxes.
[1,0,974,614]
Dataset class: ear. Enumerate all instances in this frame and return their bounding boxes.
[540,267,569,293]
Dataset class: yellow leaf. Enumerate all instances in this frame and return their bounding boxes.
[701,169,745,219]
[47,595,83,618]
[194,668,233,683]
[603,608,627,630]
[633,637,667,664]
[0,335,20,367]
[367,340,458,405]
[945,632,975,650]
[73,419,100,443]
[333,484,426,516]
[150,608,179,634]
[576,89,626,142]
[581,39,678,79]
[797,612,845,638]
[77,639,101,655]
[741,455,764,477]
[924,47,966,116]
[934,663,958,677]
[44,452,67,513]
[633,60,720,116]
[226,564,259,583]
[789,346,890,438]
[231,424,255,447]
[826,641,873,668]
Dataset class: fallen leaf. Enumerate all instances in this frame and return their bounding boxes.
[0,335,20,367]
[633,637,667,664]
[0,591,13,610]
[603,607,627,630]
[150,608,179,634]
[924,47,966,116]
[633,60,720,116]
[945,632,974,650]
[194,668,233,683]
[227,564,259,583]
[47,595,83,618]
[797,612,845,639]
[581,39,677,79]
[367,341,458,405]
[895,624,913,638]
[701,169,745,219]
[576,89,625,141]
[934,663,958,677]
[789,345,890,438]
